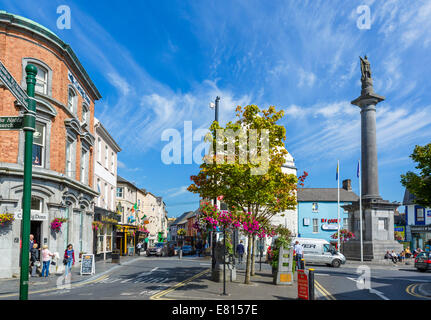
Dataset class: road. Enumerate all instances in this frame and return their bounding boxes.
[10,256,210,300]
[311,263,431,300]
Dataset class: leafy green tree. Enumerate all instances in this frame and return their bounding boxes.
[188,105,298,284]
[401,143,431,207]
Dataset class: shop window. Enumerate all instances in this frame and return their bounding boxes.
[417,208,425,222]
[105,225,112,252]
[32,122,45,167]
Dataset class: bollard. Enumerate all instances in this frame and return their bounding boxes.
[308,268,315,300]
[301,258,306,270]
[179,249,182,259]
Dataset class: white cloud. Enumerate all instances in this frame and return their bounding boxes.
[107,72,132,96]
[166,185,189,198]
[298,69,316,88]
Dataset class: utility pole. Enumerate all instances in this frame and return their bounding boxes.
[211,96,220,271]
[19,64,37,300]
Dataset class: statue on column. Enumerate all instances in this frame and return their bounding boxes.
[359,55,374,94]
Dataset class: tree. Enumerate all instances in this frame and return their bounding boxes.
[401,143,431,207]
[188,105,298,284]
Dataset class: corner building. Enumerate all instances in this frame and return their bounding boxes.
[0,12,101,277]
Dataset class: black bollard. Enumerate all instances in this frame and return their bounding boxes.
[308,268,315,300]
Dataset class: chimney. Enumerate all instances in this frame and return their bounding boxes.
[342,179,352,191]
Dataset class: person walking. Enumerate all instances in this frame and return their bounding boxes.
[136,241,142,256]
[64,244,75,278]
[41,245,54,277]
[196,241,203,257]
[30,243,39,277]
[294,241,304,270]
[236,240,245,264]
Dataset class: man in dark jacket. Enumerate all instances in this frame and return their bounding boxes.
[30,243,39,277]
[236,241,245,264]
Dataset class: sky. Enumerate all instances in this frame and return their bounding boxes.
[1,0,430,217]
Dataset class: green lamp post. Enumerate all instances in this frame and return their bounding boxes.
[19,64,37,300]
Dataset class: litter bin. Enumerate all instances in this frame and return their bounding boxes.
[112,250,120,264]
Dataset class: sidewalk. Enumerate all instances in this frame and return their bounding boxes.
[0,254,144,297]
[344,258,417,270]
[156,263,299,300]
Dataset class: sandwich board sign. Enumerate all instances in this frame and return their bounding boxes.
[0,59,29,111]
[80,254,95,275]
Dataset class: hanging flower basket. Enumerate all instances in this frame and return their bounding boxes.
[0,213,15,227]
[92,221,103,231]
[50,218,67,233]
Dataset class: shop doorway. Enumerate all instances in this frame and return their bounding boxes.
[30,221,42,248]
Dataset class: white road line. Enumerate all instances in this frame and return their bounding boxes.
[120,292,133,296]
[369,288,390,300]
[315,273,330,276]
[121,278,132,283]
[159,278,169,283]
[151,267,159,272]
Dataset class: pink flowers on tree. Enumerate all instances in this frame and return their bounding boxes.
[195,202,277,239]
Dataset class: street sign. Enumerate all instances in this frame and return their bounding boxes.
[0,60,29,110]
[0,116,23,130]
[297,270,309,300]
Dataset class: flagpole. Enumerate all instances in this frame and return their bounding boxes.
[337,160,340,251]
[359,159,363,262]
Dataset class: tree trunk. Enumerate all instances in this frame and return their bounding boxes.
[251,234,256,276]
[244,234,253,284]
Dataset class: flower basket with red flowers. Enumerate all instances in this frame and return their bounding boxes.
[50,218,68,232]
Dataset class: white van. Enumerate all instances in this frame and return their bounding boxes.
[292,238,346,268]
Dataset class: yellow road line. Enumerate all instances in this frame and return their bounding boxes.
[150,269,210,300]
[406,283,430,300]
[314,280,336,300]
[0,273,110,299]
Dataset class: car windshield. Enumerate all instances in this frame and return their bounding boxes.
[155,243,164,248]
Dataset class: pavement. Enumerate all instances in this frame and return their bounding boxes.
[0,254,146,297]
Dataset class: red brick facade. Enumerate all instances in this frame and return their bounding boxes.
[0,17,100,187]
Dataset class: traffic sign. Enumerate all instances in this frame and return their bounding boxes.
[0,116,23,130]
[0,60,29,110]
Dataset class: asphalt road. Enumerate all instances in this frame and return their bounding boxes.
[20,256,211,300]
[311,263,431,300]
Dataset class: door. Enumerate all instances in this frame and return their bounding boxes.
[30,221,42,249]
[322,243,334,264]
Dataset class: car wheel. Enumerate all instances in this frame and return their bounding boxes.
[418,268,427,272]
[146,252,150,257]
[331,259,341,268]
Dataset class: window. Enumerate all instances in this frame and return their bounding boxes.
[82,104,89,125]
[343,218,349,230]
[303,218,310,226]
[111,187,115,210]
[32,122,45,166]
[105,183,108,209]
[80,148,88,184]
[34,64,48,95]
[97,139,101,163]
[312,202,318,213]
[312,218,318,233]
[417,208,425,222]
[68,88,77,114]
[97,179,101,207]
[66,139,74,178]
[105,145,108,168]
[111,152,114,172]
[30,197,42,211]
[116,187,124,198]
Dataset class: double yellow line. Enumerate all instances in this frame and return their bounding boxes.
[406,283,430,300]
[150,269,210,300]
[314,280,336,300]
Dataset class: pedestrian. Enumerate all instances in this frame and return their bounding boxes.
[405,247,412,258]
[390,250,398,263]
[63,244,75,278]
[196,241,203,257]
[30,243,39,277]
[236,240,245,264]
[136,241,142,256]
[41,245,54,277]
[294,241,304,270]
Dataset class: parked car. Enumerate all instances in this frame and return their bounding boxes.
[291,238,346,268]
[415,252,431,272]
[180,245,194,255]
[146,242,167,257]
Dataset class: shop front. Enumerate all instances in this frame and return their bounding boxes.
[115,225,138,256]
[408,224,431,251]
[93,207,121,261]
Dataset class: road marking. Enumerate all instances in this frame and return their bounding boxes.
[120,292,133,296]
[314,280,336,300]
[369,288,389,300]
[120,278,132,283]
[315,273,330,276]
[406,284,430,299]
[150,269,210,300]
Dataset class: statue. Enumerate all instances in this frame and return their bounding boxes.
[359,55,371,81]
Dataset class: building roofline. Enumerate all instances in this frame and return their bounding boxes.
[94,118,121,152]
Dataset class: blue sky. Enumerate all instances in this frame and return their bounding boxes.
[2,0,431,217]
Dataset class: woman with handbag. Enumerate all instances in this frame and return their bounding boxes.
[30,243,40,277]
[64,244,75,278]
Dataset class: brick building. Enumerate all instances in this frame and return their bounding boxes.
[0,12,101,277]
